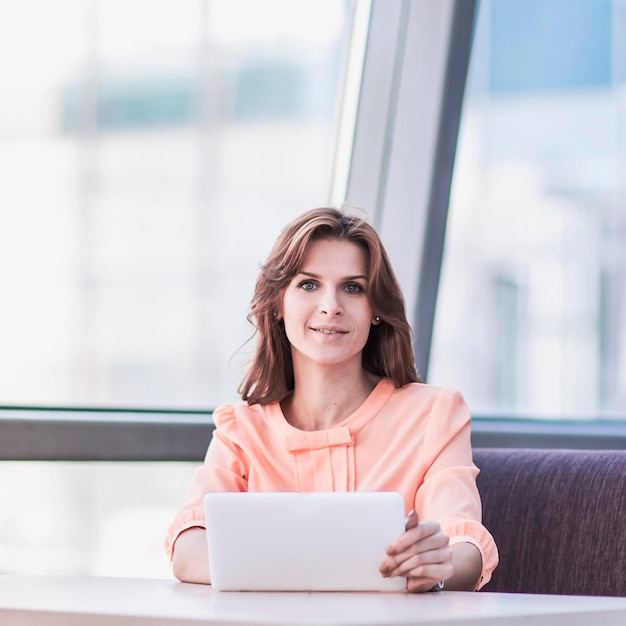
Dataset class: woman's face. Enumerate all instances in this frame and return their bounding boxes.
[280,238,374,371]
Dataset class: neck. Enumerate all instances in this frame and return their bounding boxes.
[282,358,380,431]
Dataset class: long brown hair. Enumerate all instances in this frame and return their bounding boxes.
[238,207,420,404]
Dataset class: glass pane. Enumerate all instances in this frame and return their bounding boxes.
[0,0,353,409]
[430,0,626,419]
[0,462,196,577]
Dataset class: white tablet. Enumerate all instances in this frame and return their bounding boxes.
[203,491,407,592]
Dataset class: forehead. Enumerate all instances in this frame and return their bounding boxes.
[300,238,368,274]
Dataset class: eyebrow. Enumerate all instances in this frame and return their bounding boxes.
[298,271,369,281]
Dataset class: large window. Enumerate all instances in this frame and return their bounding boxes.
[0,0,353,410]
[5,0,625,581]
[0,0,355,577]
[430,0,626,419]
[0,462,195,578]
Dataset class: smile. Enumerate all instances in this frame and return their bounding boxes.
[311,327,347,334]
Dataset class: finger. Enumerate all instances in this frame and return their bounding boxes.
[386,521,445,556]
[387,546,452,579]
[406,577,437,593]
[402,557,454,592]
[384,544,451,578]
[381,529,449,575]
[406,573,451,594]
[405,509,418,531]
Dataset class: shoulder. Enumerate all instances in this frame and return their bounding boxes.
[389,383,470,428]
[390,382,465,406]
[211,402,279,444]
[212,402,268,428]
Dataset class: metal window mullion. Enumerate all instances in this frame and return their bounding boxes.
[345,0,477,380]
[342,0,408,215]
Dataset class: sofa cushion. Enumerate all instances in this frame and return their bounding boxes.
[473,448,626,596]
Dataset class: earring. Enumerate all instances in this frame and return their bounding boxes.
[373,316,381,324]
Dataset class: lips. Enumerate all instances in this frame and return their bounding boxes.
[310,326,348,334]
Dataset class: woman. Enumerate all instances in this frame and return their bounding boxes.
[165,207,498,592]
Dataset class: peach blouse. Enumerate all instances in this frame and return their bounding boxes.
[165,379,498,589]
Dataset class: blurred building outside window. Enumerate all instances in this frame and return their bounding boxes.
[0,0,352,410]
[431,0,626,420]
[0,0,355,578]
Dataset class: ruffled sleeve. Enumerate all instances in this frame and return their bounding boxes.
[443,518,499,591]
[416,388,499,589]
[164,404,249,561]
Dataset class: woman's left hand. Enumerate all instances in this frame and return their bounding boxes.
[379,509,454,593]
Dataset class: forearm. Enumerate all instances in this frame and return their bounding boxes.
[444,541,482,591]
[171,527,212,584]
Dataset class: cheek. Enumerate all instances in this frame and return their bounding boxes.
[278,288,294,320]
[280,292,304,326]
[280,307,304,348]
[354,301,374,325]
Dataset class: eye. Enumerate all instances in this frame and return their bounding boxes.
[299,280,317,291]
[344,283,364,294]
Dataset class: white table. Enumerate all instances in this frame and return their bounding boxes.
[2,575,626,626]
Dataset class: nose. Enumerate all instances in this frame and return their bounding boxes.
[319,289,343,316]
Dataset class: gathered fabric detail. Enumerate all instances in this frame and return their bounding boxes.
[442,518,500,590]
[286,426,355,492]
[285,426,353,452]
[164,506,206,561]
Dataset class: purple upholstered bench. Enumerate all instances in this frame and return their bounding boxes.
[473,448,626,596]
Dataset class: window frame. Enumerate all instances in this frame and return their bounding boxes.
[3,405,626,461]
